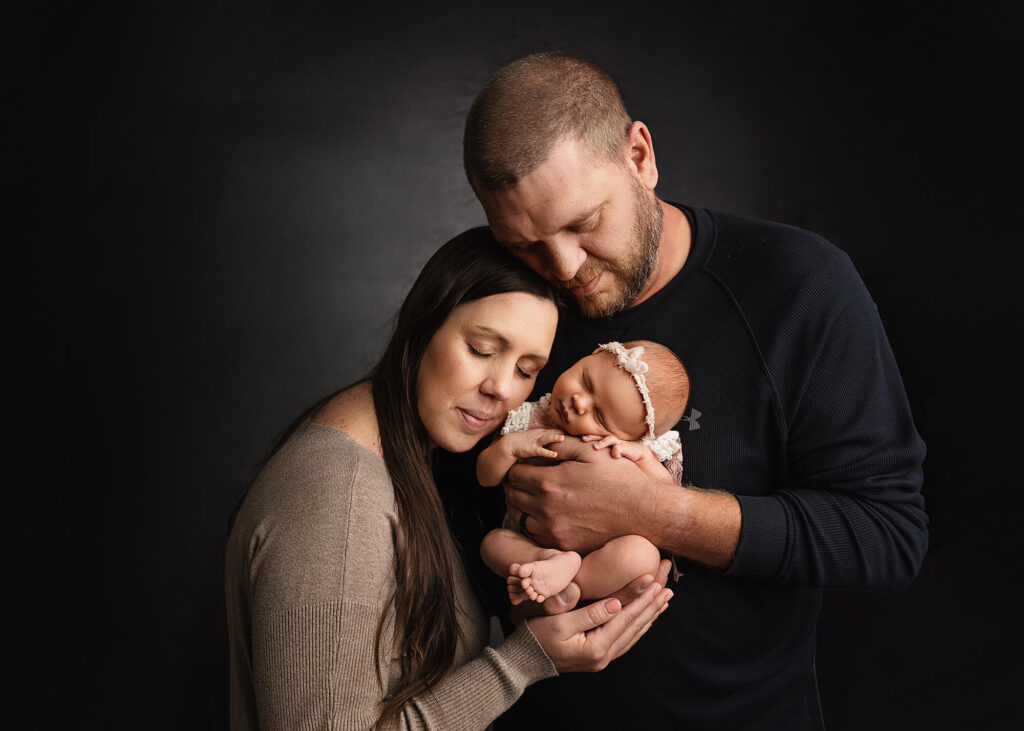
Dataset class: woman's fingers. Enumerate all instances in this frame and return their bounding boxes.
[606,586,673,661]
[527,580,671,673]
[604,560,672,606]
[570,581,670,670]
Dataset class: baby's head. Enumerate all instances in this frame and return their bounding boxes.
[549,340,689,441]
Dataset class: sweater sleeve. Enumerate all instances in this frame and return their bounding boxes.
[726,253,928,589]
[253,602,556,730]
[243,433,557,730]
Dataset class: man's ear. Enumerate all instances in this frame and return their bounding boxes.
[625,121,659,191]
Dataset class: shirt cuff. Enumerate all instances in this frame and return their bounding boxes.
[726,493,789,580]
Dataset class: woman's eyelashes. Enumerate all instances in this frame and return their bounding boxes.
[515,365,535,380]
[468,342,535,380]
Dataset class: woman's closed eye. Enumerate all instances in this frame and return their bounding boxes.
[470,342,537,380]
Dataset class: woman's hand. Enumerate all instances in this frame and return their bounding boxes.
[524,579,672,672]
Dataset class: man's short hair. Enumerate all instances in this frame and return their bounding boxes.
[464,52,632,190]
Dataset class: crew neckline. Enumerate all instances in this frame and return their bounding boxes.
[580,203,714,329]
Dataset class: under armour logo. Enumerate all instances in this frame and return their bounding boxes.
[681,409,702,431]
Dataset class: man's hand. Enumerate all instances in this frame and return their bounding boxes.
[506,437,743,568]
[505,436,658,553]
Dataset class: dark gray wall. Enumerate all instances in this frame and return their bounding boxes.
[16,1,1022,728]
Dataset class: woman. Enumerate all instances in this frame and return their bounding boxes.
[225,228,672,729]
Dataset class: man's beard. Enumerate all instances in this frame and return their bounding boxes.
[565,179,663,318]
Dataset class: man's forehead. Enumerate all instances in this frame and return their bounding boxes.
[480,138,616,239]
[485,189,599,240]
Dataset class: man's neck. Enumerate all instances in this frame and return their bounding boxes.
[630,199,691,308]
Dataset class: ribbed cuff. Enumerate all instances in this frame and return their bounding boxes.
[496,621,559,683]
[726,494,789,580]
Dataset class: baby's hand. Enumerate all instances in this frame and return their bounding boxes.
[507,428,565,460]
[581,434,651,463]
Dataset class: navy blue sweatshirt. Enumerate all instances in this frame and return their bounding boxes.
[437,204,927,729]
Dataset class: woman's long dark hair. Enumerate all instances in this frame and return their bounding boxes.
[372,227,556,728]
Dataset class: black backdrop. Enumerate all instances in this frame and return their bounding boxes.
[16,1,1023,728]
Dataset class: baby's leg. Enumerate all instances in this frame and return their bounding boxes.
[480,528,582,605]
[574,535,662,600]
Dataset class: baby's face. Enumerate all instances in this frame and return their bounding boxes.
[549,350,646,440]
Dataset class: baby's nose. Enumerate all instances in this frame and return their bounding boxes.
[572,392,588,414]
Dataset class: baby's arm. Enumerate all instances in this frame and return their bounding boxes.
[581,435,676,483]
[477,428,565,486]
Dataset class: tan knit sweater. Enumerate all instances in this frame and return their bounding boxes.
[226,420,557,730]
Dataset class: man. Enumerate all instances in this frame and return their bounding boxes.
[446,52,927,729]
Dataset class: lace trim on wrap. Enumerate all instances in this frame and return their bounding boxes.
[501,394,552,435]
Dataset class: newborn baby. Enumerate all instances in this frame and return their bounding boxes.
[478,340,689,608]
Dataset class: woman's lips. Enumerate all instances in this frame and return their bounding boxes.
[457,407,495,430]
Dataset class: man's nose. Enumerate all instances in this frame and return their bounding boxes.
[546,235,587,283]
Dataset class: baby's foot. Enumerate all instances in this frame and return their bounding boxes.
[508,551,582,603]
[506,576,531,605]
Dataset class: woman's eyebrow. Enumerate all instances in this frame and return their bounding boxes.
[476,326,548,361]
[475,326,509,345]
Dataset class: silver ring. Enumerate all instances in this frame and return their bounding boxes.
[519,511,531,535]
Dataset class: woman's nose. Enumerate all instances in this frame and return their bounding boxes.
[482,368,514,401]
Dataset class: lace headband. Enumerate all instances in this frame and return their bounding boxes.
[597,341,655,438]
[597,341,681,460]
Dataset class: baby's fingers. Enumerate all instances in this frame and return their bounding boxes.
[537,430,565,447]
[591,436,620,450]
